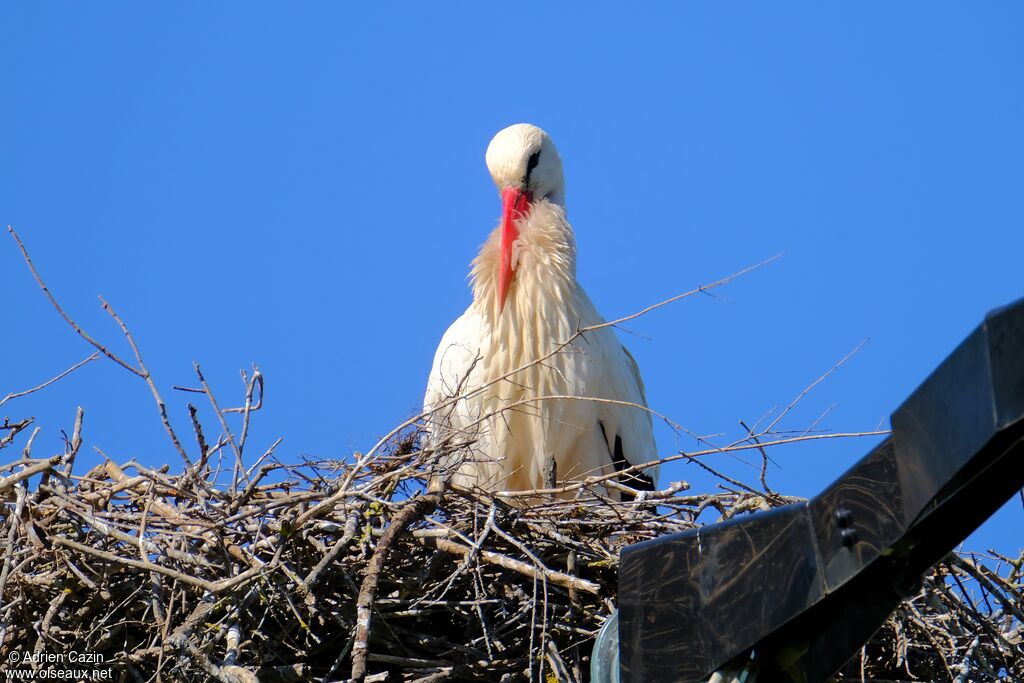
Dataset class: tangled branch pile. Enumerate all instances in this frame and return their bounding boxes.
[1,405,1022,682]
[1,227,1022,682]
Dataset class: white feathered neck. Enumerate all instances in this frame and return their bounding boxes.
[463,199,588,488]
[470,199,578,330]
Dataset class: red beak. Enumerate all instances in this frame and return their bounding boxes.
[498,185,532,313]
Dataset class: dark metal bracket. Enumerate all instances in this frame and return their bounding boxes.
[618,297,1024,682]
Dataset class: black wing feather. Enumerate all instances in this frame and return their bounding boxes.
[598,420,654,501]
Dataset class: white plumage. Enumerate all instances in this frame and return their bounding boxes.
[423,124,658,494]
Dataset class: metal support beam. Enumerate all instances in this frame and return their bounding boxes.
[618,297,1024,682]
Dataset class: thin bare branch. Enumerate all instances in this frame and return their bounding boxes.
[0,352,100,408]
[8,225,142,376]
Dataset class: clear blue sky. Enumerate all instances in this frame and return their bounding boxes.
[2,5,1021,553]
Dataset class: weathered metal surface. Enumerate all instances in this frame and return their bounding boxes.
[619,297,1024,683]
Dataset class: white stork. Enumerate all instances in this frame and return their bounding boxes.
[423,123,658,495]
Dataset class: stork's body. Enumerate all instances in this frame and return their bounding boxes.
[424,124,657,493]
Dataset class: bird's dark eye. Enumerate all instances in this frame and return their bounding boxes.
[523,150,541,187]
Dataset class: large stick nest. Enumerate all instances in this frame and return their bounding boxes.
[1,408,1022,682]
[1,228,1021,682]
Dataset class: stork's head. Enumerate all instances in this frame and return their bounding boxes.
[484,124,565,312]
[485,123,565,205]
